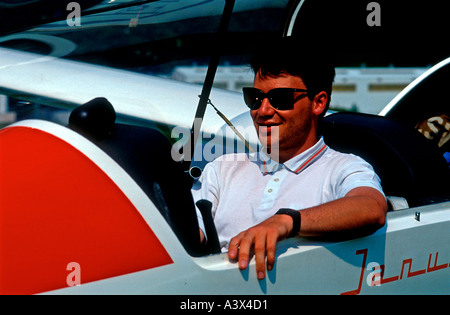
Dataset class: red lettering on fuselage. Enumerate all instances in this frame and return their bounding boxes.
[341,248,449,295]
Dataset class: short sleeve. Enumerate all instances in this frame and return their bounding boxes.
[333,154,385,198]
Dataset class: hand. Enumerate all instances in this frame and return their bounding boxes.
[227,214,294,280]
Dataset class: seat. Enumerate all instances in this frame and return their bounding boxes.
[321,112,450,207]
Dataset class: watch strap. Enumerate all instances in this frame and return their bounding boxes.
[275,208,301,237]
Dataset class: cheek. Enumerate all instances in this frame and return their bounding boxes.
[279,108,312,141]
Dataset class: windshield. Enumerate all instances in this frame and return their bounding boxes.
[1,0,289,75]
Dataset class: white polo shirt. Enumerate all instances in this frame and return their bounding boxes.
[192,137,384,250]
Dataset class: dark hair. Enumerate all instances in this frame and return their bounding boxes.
[250,37,336,114]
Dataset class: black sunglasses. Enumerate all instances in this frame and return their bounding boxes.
[242,87,308,110]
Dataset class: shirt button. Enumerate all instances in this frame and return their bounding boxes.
[274,178,280,182]
[268,188,273,193]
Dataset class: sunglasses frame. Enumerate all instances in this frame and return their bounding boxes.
[242,87,309,110]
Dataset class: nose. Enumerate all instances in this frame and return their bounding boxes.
[257,98,276,116]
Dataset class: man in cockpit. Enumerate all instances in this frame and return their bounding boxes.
[192,37,387,280]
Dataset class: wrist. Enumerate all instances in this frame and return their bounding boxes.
[275,208,301,237]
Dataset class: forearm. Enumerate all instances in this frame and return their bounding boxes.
[298,187,387,237]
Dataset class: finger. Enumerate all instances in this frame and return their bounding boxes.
[227,236,241,260]
[254,233,267,280]
[266,232,278,271]
[236,234,253,270]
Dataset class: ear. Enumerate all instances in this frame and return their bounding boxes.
[312,91,328,117]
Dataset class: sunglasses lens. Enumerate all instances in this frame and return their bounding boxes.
[243,88,262,110]
[269,89,294,110]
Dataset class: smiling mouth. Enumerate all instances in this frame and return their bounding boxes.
[257,123,281,138]
[258,123,281,130]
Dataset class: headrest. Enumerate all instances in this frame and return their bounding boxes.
[69,97,116,140]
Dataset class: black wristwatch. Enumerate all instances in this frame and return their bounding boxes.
[275,208,301,237]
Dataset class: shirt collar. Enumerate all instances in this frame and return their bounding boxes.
[258,149,280,174]
[258,137,328,175]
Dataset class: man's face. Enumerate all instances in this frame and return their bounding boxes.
[250,72,324,162]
